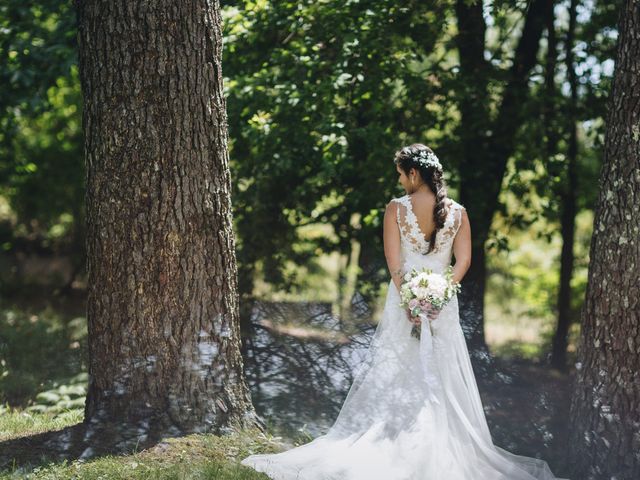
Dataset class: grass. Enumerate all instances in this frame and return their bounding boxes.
[0,407,285,479]
[0,406,85,442]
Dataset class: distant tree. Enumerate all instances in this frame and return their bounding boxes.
[0,1,83,257]
[550,0,578,371]
[453,0,555,358]
[76,0,260,454]
[508,0,617,369]
[567,0,640,477]
[222,0,453,311]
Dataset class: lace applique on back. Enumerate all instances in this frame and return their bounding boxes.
[393,195,464,255]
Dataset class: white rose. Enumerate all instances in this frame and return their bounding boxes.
[416,272,431,283]
[426,275,448,299]
[414,286,430,300]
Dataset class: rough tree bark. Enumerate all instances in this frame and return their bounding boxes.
[567,1,640,477]
[75,0,262,455]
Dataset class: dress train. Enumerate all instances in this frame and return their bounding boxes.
[240,196,568,480]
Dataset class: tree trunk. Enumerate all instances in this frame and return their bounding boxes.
[76,0,262,455]
[338,213,361,324]
[454,0,554,366]
[457,243,492,368]
[454,0,492,360]
[567,1,640,477]
[551,0,578,371]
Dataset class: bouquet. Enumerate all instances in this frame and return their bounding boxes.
[399,266,461,339]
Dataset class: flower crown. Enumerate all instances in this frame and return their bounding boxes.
[401,147,443,171]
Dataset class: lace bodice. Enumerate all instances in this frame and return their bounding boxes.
[391,195,465,272]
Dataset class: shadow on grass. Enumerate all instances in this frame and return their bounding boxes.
[1,421,89,472]
[0,419,283,478]
[0,419,174,473]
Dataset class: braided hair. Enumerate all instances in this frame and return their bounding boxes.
[393,143,448,254]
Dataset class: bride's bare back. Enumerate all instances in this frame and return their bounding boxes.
[404,191,438,242]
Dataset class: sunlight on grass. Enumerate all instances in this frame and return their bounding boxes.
[0,407,284,480]
[0,406,83,442]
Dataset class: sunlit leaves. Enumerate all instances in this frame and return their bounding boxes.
[223,0,452,293]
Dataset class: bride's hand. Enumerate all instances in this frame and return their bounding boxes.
[406,304,441,325]
[406,308,421,325]
[424,303,441,321]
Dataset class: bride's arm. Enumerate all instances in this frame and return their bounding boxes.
[452,208,472,285]
[383,200,404,292]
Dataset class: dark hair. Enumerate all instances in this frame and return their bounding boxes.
[393,143,448,253]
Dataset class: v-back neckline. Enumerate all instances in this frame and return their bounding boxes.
[405,194,448,245]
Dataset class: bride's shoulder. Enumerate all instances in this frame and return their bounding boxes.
[387,194,408,207]
[446,198,465,211]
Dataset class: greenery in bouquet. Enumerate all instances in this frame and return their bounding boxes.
[399,266,461,339]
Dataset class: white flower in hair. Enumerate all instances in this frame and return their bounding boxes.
[413,149,442,171]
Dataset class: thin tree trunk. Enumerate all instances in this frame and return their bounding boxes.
[454,0,491,359]
[338,213,361,323]
[454,0,554,364]
[567,1,640,477]
[551,0,578,371]
[76,0,261,455]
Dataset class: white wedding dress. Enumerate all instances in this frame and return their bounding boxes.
[241,195,568,480]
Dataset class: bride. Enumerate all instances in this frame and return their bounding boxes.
[240,143,568,479]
